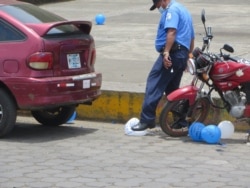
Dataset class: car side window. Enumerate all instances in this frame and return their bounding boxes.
[0,19,26,42]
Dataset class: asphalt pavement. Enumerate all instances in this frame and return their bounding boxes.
[40,0,250,92]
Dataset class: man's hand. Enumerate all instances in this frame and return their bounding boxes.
[163,52,172,69]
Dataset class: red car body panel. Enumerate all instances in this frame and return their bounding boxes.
[3,73,102,109]
[0,0,102,110]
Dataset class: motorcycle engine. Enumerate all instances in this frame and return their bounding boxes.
[224,90,245,118]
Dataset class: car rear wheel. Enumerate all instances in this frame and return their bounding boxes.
[0,88,17,138]
[31,106,76,126]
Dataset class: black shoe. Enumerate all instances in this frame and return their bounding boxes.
[178,120,189,128]
[131,122,155,131]
[172,119,189,129]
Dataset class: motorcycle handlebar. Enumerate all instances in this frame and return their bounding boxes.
[207,27,212,38]
[222,54,238,62]
[207,27,211,35]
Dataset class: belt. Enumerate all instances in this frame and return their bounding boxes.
[170,42,188,52]
[160,42,188,54]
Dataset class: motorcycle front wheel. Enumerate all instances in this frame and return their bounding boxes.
[160,98,210,137]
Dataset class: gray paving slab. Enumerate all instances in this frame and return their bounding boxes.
[0,116,250,187]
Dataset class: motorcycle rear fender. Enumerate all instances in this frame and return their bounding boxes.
[167,85,199,105]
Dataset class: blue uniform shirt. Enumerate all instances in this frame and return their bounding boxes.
[155,0,195,52]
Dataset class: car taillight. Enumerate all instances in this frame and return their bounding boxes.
[84,49,96,72]
[28,52,53,70]
[88,49,96,72]
[90,49,96,66]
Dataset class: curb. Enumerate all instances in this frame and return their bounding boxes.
[18,90,249,133]
[76,90,250,132]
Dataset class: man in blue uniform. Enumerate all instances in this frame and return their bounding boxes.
[132,0,195,131]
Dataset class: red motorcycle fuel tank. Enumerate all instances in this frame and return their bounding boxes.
[210,61,250,91]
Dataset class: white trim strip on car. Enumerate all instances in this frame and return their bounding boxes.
[72,73,96,81]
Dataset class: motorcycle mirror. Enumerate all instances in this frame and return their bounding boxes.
[223,44,234,53]
[201,9,206,24]
[201,9,208,38]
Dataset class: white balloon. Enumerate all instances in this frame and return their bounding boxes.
[124,117,147,136]
[218,120,235,139]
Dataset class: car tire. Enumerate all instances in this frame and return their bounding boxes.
[31,106,76,126]
[0,88,17,138]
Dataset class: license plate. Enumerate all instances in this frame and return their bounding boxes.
[83,80,90,89]
[67,54,81,69]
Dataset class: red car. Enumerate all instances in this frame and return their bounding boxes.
[0,0,102,137]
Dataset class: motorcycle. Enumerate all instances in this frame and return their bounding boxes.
[159,9,250,137]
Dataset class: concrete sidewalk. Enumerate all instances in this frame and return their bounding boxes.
[40,0,250,131]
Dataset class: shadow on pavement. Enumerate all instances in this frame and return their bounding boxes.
[18,0,74,5]
[156,132,247,145]
[2,122,98,143]
[146,126,247,145]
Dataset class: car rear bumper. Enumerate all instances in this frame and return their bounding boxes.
[7,73,102,110]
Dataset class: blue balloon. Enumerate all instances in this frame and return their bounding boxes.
[67,111,77,123]
[95,14,106,25]
[189,122,205,142]
[201,125,221,144]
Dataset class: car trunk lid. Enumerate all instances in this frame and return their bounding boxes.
[26,21,95,76]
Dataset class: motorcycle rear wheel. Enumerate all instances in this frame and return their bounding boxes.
[160,98,210,137]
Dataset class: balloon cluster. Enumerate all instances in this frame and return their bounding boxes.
[189,121,234,144]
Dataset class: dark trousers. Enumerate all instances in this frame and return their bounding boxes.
[140,49,188,124]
